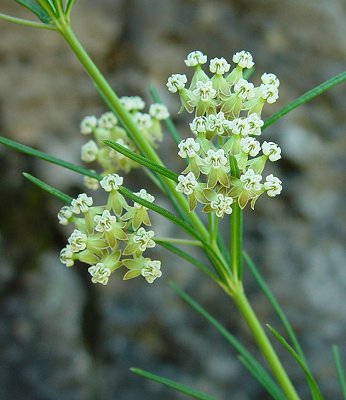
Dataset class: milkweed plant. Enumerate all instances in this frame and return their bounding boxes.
[1,2,346,400]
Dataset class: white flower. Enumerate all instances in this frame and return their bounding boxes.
[83,175,99,191]
[189,116,208,134]
[234,79,255,100]
[68,229,88,252]
[134,189,155,209]
[240,137,261,157]
[175,172,199,195]
[80,115,97,135]
[57,206,73,225]
[166,74,187,93]
[133,112,152,129]
[120,96,145,112]
[246,113,264,136]
[60,246,74,267]
[141,259,162,283]
[71,193,93,214]
[98,112,118,129]
[205,149,228,169]
[94,210,116,232]
[264,174,282,197]
[240,169,262,191]
[88,263,111,285]
[193,80,217,102]
[208,112,227,135]
[184,51,207,67]
[230,118,251,136]
[209,57,230,75]
[261,73,280,88]
[232,51,254,69]
[149,103,170,120]
[262,141,281,161]
[81,140,99,162]
[178,138,200,158]
[133,227,156,252]
[259,84,279,104]
[210,193,234,218]
[100,174,123,192]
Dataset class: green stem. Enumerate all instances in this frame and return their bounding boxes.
[232,284,300,400]
[154,237,202,247]
[230,202,242,280]
[58,25,210,243]
[208,213,218,245]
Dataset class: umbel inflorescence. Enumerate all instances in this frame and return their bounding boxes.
[58,50,283,286]
[59,175,162,285]
[168,50,282,214]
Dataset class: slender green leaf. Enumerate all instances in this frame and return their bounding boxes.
[332,345,346,400]
[130,368,216,400]
[119,185,198,239]
[263,70,346,130]
[171,283,286,400]
[238,355,285,400]
[23,173,72,204]
[267,324,323,400]
[155,240,218,282]
[0,135,100,180]
[149,85,182,145]
[0,13,55,29]
[243,251,308,365]
[104,139,178,182]
[15,0,52,23]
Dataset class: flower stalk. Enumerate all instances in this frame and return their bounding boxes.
[232,284,300,400]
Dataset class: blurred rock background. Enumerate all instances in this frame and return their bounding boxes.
[0,0,345,399]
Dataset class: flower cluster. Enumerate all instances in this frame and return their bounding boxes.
[168,51,282,213]
[58,174,162,285]
[80,97,169,189]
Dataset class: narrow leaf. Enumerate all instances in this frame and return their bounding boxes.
[0,135,100,180]
[104,139,178,182]
[171,283,286,400]
[15,0,52,23]
[332,345,346,400]
[0,13,55,29]
[238,356,285,400]
[267,325,323,400]
[155,240,218,282]
[243,251,308,365]
[23,173,72,204]
[263,70,346,130]
[118,186,198,240]
[149,85,182,145]
[130,368,216,400]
